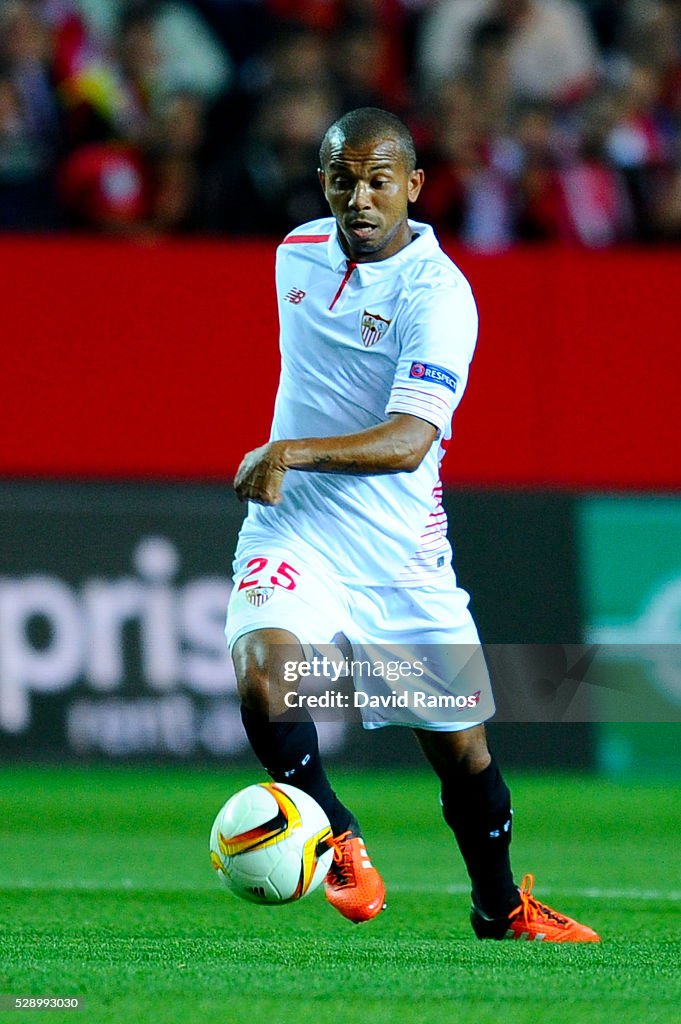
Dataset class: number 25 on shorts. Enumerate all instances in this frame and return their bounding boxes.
[238,557,300,592]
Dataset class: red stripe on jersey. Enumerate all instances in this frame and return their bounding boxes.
[420,526,447,540]
[419,534,446,547]
[415,541,448,555]
[329,262,357,310]
[398,562,445,576]
[422,515,447,527]
[408,552,446,565]
[282,234,331,244]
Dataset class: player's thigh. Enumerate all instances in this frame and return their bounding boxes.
[346,573,495,730]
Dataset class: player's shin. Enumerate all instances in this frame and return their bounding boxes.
[440,755,517,919]
[239,705,353,836]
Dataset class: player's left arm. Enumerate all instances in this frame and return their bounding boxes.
[234,413,437,506]
[384,277,478,441]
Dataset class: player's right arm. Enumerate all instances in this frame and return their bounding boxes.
[234,413,438,506]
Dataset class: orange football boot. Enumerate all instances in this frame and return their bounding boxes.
[324,823,387,923]
[471,873,600,942]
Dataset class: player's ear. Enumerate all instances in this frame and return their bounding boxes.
[407,168,425,204]
[318,168,332,210]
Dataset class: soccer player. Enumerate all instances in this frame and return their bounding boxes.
[226,107,599,942]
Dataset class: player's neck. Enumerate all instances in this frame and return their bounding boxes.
[338,220,416,264]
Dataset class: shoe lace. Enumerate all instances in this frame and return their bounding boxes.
[327,830,356,888]
[511,873,569,928]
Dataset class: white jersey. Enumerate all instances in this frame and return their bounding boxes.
[235,216,478,587]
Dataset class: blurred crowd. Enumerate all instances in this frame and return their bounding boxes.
[2,0,681,248]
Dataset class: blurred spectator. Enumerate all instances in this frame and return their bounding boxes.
[258,23,331,90]
[416,73,634,250]
[57,88,206,234]
[57,139,151,233]
[465,16,515,133]
[150,89,206,231]
[50,0,230,145]
[604,63,675,239]
[71,0,231,99]
[516,99,634,246]
[0,1,60,228]
[0,0,680,247]
[419,0,600,103]
[414,76,514,249]
[581,0,628,55]
[655,165,681,238]
[2,0,58,139]
[203,82,336,234]
[330,19,400,111]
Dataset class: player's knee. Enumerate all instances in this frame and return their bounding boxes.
[239,677,270,716]
[232,630,301,716]
[419,724,491,781]
[450,730,491,777]
[232,637,272,714]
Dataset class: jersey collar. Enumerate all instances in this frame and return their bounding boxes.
[327,220,438,283]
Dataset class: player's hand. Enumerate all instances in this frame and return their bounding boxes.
[234,442,288,505]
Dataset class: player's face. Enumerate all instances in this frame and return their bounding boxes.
[319,137,424,262]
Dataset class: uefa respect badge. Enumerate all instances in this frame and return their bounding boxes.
[409,362,458,394]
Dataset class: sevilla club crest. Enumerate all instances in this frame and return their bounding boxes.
[245,586,274,607]
[361,310,391,347]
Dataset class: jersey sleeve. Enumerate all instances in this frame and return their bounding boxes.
[385,279,478,435]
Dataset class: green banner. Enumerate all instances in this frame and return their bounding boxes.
[578,497,681,774]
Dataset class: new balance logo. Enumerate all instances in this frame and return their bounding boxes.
[285,287,306,304]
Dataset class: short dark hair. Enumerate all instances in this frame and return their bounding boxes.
[319,108,417,171]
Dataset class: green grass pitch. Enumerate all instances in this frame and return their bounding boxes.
[0,765,679,1024]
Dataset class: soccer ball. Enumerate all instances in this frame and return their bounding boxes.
[209,782,334,904]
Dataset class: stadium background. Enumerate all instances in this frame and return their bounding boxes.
[1,6,681,1022]
[1,0,681,777]
[2,235,680,773]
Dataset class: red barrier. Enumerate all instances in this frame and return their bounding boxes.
[2,237,680,488]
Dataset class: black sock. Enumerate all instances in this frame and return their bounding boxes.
[240,704,353,836]
[441,756,517,919]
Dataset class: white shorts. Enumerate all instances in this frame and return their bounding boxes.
[225,546,495,731]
